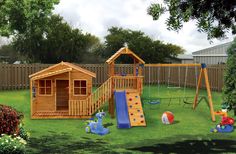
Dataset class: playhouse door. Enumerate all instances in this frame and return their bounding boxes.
[56,80,69,110]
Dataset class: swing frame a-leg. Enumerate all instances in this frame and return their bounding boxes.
[193,63,216,122]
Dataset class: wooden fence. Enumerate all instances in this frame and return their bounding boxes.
[0,63,225,91]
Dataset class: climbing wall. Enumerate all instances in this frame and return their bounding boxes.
[126,92,146,127]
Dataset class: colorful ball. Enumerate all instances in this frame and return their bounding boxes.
[161,111,174,124]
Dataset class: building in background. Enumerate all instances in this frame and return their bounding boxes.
[176,54,194,64]
[166,54,193,64]
[192,42,232,65]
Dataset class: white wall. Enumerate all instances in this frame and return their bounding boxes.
[193,56,227,64]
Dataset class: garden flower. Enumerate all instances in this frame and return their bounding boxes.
[19,139,27,145]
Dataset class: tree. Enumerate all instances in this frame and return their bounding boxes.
[223,38,236,115]
[147,1,236,40]
[13,15,101,63]
[100,27,184,63]
[0,0,102,63]
[0,0,63,63]
[0,45,27,63]
[0,0,59,36]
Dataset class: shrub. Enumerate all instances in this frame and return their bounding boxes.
[0,105,22,135]
[0,134,26,154]
[223,38,236,115]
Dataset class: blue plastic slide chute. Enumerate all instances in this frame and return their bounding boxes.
[114,91,131,129]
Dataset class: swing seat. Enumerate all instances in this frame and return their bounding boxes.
[167,86,181,89]
[183,100,192,105]
[148,100,161,105]
[183,96,208,106]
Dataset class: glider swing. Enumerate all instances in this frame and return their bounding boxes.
[181,65,209,107]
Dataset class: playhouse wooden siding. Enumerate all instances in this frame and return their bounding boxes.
[29,62,95,119]
[31,71,93,111]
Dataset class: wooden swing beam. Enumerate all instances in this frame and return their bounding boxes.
[145,64,201,67]
[145,63,216,122]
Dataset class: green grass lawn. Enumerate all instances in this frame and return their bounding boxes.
[0,85,236,153]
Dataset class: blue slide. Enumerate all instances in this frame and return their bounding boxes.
[114,91,131,129]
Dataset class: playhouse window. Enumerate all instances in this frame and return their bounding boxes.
[38,80,52,95]
[74,80,87,95]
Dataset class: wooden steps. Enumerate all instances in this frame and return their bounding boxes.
[126,92,146,127]
[32,111,91,119]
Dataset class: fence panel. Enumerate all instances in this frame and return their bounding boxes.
[0,63,225,91]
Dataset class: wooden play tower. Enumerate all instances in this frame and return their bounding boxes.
[106,47,145,118]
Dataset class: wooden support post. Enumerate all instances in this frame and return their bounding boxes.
[109,94,115,118]
[110,62,115,77]
[133,60,136,76]
[202,66,216,122]
[140,77,143,95]
[69,71,71,114]
[30,79,33,118]
[109,78,115,118]
[193,68,203,109]
[138,63,143,76]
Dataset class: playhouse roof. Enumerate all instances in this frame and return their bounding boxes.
[29,62,96,80]
[106,47,145,64]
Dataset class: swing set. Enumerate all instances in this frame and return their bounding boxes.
[145,63,216,122]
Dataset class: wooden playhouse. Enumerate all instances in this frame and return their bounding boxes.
[29,62,96,119]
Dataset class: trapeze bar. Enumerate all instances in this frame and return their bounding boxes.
[145,64,202,67]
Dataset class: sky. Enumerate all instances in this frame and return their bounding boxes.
[53,0,235,54]
[1,0,234,54]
